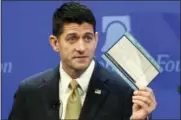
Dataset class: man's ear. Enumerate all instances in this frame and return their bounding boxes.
[94,32,99,48]
[49,35,59,52]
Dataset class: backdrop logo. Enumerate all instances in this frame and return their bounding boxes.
[100,15,131,71]
[101,16,131,53]
[1,62,13,74]
[157,54,180,73]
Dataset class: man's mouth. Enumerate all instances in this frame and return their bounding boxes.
[74,56,88,58]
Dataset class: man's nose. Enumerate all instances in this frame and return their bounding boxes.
[75,40,86,52]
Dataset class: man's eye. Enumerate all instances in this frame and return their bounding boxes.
[85,36,93,41]
[68,36,77,41]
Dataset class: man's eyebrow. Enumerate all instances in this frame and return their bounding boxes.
[66,33,77,36]
[84,32,94,36]
[65,32,94,37]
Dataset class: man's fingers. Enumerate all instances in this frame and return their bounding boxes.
[132,95,152,106]
[134,90,153,101]
[133,88,157,111]
[132,100,149,114]
[139,87,154,95]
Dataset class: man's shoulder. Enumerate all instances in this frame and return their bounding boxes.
[98,63,134,94]
[18,67,56,90]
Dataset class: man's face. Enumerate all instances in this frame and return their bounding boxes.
[51,22,98,71]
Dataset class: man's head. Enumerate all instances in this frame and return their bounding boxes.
[49,2,98,72]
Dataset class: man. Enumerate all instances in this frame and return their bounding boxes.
[9,2,157,120]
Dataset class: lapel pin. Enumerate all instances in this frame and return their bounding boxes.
[94,89,101,94]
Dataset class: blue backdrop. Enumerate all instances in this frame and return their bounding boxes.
[2,1,180,119]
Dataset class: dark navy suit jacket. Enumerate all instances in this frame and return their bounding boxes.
[9,61,135,120]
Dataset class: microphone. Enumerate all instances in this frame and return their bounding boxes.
[51,100,63,118]
[51,100,60,110]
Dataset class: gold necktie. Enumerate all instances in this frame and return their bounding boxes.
[65,79,82,119]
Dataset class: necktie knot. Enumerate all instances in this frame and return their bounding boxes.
[69,79,78,90]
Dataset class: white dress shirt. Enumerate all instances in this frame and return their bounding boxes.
[59,60,95,119]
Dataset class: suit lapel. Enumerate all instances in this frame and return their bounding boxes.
[79,62,110,120]
[39,65,60,120]
[37,61,110,120]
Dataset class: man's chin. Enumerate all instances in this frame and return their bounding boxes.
[73,63,90,71]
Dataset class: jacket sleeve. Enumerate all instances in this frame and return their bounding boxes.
[122,87,134,120]
[8,82,27,120]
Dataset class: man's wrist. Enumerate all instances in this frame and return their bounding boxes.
[130,115,148,120]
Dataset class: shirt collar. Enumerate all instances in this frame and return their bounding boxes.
[59,60,95,95]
